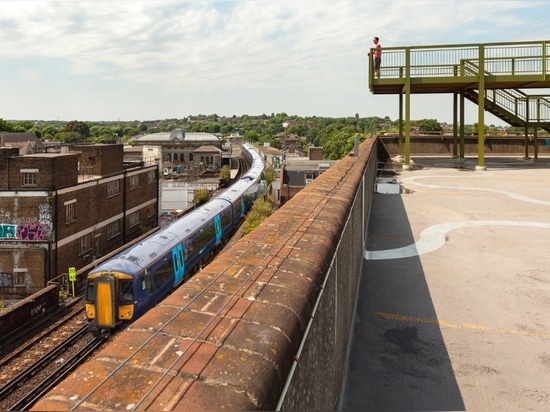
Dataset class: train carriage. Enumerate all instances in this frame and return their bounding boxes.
[85,144,264,338]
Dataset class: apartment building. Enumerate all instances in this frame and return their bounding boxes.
[0,144,159,296]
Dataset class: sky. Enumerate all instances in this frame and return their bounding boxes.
[1,0,549,125]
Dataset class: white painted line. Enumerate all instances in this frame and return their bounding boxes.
[402,175,550,206]
[364,220,550,260]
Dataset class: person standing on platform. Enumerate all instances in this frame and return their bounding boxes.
[370,36,382,79]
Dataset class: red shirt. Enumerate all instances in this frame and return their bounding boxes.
[374,43,381,58]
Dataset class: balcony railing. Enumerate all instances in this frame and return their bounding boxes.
[369,40,550,126]
[370,40,550,80]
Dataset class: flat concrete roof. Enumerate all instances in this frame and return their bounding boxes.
[342,155,550,411]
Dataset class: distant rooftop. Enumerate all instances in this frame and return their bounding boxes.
[134,129,219,143]
[284,157,338,170]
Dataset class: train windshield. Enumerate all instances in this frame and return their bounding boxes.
[119,279,134,304]
[85,280,94,303]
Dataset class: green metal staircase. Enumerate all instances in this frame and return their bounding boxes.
[460,59,550,132]
[463,88,550,133]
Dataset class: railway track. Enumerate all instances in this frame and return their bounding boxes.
[0,147,256,410]
[0,304,105,410]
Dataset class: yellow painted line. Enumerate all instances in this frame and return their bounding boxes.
[375,311,550,339]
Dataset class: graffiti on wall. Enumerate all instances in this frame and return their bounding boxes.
[0,261,12,287]
[0,271,12,288]
[0,204,53,241]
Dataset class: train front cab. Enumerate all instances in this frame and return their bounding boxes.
[86,272,136,338]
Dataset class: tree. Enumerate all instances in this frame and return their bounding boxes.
[60,120,90,142]
[286,124,306,136]
[263,167,275,185]
[218,165,231,186]
[40,125,60,141]
[15,120,34,131]
[244,130,260,142]
[0,119,14,132]
[28,127,42,139]
[411,118,442,132]
[258,134,280,148]
[194,188,211,205]
[322,127,366,159]
[57,132,83,143]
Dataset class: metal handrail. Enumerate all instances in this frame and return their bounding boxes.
[368,40,550,129]
[463,59,550,124]
[370,40,550,80]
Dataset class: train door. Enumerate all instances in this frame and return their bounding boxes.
[95,276,116,328]
[134,272,150,313]
[137,271,152,299]
[214,215,222,245]
[172,244,185,285]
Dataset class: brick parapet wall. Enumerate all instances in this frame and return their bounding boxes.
[33,137,380,411]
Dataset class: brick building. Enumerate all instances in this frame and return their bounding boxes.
[131,130,224,176]
[0,144,159,296]
[278,147,337,205]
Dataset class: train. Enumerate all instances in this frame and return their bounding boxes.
[85,143,264,338]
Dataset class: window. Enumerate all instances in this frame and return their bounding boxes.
[152,258,173,290]
[106,221,120,239]
[119,279,134,304]
[14,268,27,287]
[80,233,91,254]
[220,210,232,229]
[86,279,95,303]
[189,153,194,162]
[186,223,215,260]
[21,169,38,186]
[65,200,76,224]
[129,211,140,228]
[305,173,314,185]
[129,174,140,190]
[148,170,156,184]
[107,180,120,197]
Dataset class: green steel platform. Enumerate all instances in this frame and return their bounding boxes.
[368,40,550,167]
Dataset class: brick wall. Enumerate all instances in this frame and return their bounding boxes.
[7,155,79,190]
[380,135,550,156]
[72,144,124,176]
[0,246,47,294]
[0,148,19,190]
[0,145,160,289]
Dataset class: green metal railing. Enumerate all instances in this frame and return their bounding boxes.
[462,59,550,125]
[371,40,550,80]
[369,40,550,127]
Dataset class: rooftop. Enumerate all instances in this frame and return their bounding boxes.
[135,130,220,143]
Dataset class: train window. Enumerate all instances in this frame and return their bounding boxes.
[146,274,152,294]
[153,259,173,290]
[184,243,194,260]
[221,210,232,228]
[192,223,215,253]
[119,279,134,304]
[86,280,95,303]
[233,199,242,217]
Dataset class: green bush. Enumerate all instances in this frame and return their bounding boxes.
[242,196,277,235]
[194,188,211,205]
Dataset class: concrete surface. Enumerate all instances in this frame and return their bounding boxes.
[341,156,550,411]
